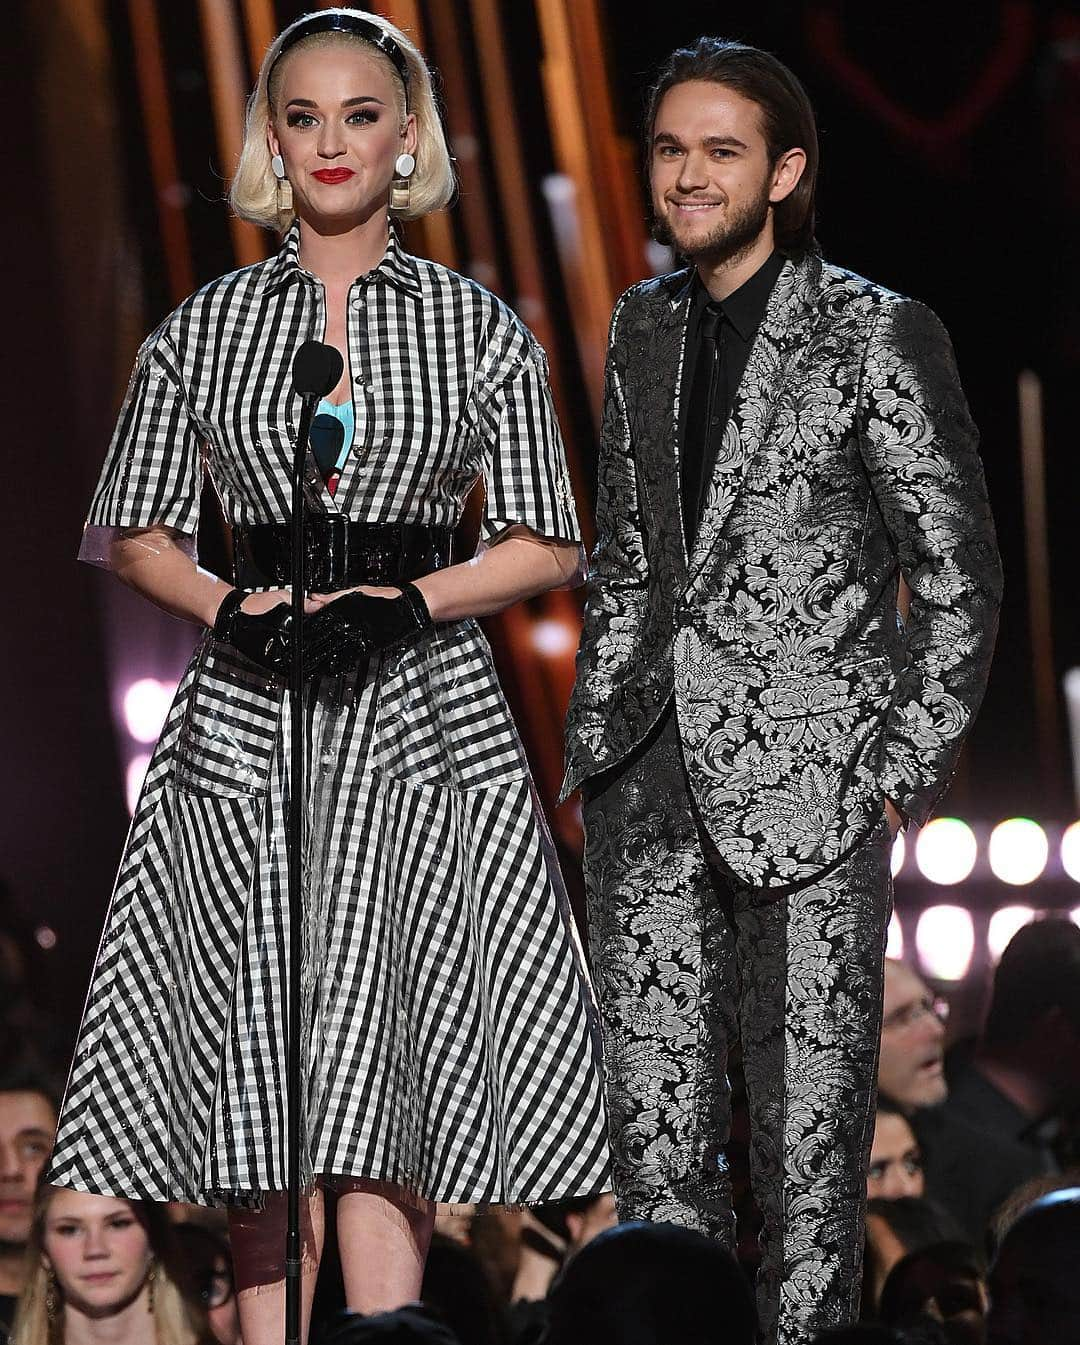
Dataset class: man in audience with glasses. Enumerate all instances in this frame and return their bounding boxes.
[878,958,1040,1244]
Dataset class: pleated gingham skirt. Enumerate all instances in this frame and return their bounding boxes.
[49,621,610,1208]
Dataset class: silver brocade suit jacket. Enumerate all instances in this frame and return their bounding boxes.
[563,251,1003,893]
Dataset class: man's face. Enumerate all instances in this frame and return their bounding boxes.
[0,1091,56,1245]
[649,80,788,265]
[878,961,948,1111]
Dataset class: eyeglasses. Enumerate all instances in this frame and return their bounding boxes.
[882,995,950,1033]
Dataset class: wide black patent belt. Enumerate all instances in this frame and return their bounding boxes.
[232,520,453,591]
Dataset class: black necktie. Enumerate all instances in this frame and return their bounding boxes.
[682,302,724,547]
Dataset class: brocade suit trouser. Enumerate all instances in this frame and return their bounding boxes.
[582,706,893,1345]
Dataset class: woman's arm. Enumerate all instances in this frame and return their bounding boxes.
[109,526,308,623]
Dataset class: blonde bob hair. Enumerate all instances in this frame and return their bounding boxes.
[229,7,456,233]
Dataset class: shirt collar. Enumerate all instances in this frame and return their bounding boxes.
[261,220,423,299]
[692,250,786,341]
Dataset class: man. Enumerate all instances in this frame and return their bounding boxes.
[564,37,1001,1345]
[879,959,1038,1246]
[0,1062,58,1332]
[879,959,949,1112]
[945,918,1080,1170]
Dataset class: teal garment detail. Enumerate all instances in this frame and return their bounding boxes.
[316,397,355,470]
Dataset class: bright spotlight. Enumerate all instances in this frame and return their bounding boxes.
[988,818,1048,885]
[987,905,1036,961]
[915,818,977,885]
[1072,907,1080,929]
[1061,822,1080,883]
[122,678,175,744]
[126,753,152,816]
[891,830,906,877]
[916,905,975,981]
[531,618,577,658]
[35,926,57,950]
[886,912,904,960]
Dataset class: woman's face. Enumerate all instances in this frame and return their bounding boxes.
[868,1112,925,1200]
[42,1191,152,1317]
[268,41,417,230]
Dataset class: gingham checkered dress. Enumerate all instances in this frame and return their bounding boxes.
[49,225,610,1208]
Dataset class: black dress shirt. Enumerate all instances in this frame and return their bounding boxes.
[678,250,786,547]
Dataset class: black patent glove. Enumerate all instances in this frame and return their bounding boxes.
[302,582,433,679]
[212,589,294,676]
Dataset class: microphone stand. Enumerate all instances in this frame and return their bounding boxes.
[285,343,342,1345]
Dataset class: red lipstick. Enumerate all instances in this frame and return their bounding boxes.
[312,168,355,184]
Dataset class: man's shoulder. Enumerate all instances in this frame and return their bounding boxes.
[611,270,690,329]
[814,258,914,321]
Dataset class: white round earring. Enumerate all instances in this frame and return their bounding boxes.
[271,153,286,180]
[394,152,415,178]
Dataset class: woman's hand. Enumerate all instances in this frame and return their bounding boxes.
[302,584,432,679]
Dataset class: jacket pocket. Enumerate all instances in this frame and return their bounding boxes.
[374,623,527,790]
[174,639,284,798]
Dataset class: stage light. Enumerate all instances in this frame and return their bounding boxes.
[916,905,975,981]
[531,618,577,658]
[1061,822,1080,882]
[987,905,1036,961]
[126,753,152,816]
[1073,908,1080,929]
[988,818,1048,885]
[34,926,57,950]
[915,818,977,885]
[891,831,906,877]
[122,678,175,744]
[886,912,903,959]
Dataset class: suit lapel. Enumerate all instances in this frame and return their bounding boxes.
[687,253,823,587]
[628,273,693,573]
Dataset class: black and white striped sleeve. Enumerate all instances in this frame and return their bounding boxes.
[80,327,204,568]
[473,322,581,551]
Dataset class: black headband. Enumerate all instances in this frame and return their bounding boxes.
[270,13,410,90]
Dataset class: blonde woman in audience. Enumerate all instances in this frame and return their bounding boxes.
[11,1186,206,1345]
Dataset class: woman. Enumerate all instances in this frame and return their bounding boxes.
[48,9,608,1342]
[867,1098,925,1201]
[10,1187,204,1345]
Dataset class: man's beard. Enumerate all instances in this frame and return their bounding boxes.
[653,179,772,267]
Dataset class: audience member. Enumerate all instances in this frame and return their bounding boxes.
[878,1242,987,1345]
[944,919,1080,1174]
[316,1305,460,1344]
[420,1234,504,1345]
[862,1197,965,1316]
[986,1186,1080,1345]
[0,1065,58,1335]
[543,1222,755,1345]
[868,1098,925,1200]
[504,1193,618,1343]
[9,1186,206,1345]
[984,1168,1080,1259]
[877,961,1036,1243]
[172,1222,239,1345]
[878,961,949,1112]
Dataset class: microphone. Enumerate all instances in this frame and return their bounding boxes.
[309,413,346,494]
[292,340,343,399]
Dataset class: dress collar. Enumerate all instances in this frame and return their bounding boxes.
[261,220,423,299]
